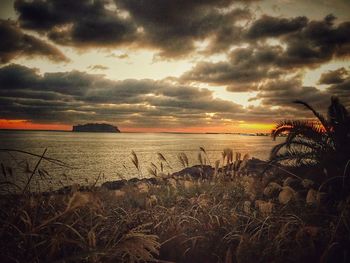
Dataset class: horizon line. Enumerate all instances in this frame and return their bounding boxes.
[0,128,272,135]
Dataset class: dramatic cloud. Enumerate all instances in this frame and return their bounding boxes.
[13,1,350,61]
[0,19,68,63]
[181,15,350,92]
[319,67,349,84]
[0,64,246,127]
[181,45,285,91]
[2,64,346,127]
[14,0,255,57]
[323,68,350,107]
[279,15,350,67]
[1,1,349,130]
[245,15,308,39]
[117,0,253,57]
[251,76,329,109]
[15,0,137,47]
[327,79,350,107]
[248,74,350,117]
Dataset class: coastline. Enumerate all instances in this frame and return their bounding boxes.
[0,129,283,136]
[0,151,347,263]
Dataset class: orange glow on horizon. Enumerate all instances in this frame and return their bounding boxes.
[237,123,275,133]
[0,119,71,131]
[121,126,228,133]
[0,119,274,133]
[122,123,274,133]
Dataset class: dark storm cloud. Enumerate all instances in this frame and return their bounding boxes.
[1,64,346,126]
[245,69,350,118]
[0,64,101,96]
[181,15,350,91]
[204,24,243,54]
[181,45,285,91]
[247,75,350,119]
[278,15,350,67]
[0,64,245,126]
[248,75,350,120]
[245,15,308,39]
[319,67,349,84]
[0,19,68,63]
[3,1,350,127]
[325,69,350,107]
[0,63,39,87]
[10,1,350,61]
[15,0,137,47]
[251,76,328,109]
[14,0,254,57]
[116,0,253,57]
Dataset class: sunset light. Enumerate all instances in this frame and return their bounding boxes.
[0,119,70,131]
[1,1,350,262]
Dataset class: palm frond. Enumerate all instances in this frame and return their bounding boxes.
[270,138,325,161]
[272,120,331,150]
[271,120,306,139]
[293,100,330,133]
[285,122,330,146]
[270,148,317,167]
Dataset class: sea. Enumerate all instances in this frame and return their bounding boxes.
[0,130,283,190]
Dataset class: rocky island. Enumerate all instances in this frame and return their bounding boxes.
[72,123,120,133]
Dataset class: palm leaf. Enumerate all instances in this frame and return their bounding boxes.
[293,100,330,133]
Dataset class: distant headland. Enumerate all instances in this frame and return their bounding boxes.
[72,123,120,133]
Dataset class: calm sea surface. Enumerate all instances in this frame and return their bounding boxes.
[0,131,282,189]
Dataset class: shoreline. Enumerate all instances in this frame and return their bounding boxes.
[0,129,286,137]
[1,153,347,263]
[26,157,281,196]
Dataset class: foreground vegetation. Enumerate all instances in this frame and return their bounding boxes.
[0,97,349,262]
[1,154,349,262]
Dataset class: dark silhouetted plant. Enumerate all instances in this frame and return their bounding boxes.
[270,96,350,201]
[270,97,349,171]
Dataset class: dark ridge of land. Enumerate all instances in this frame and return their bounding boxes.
[72,123,120,133]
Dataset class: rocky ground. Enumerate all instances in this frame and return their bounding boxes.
[1,157,349,262]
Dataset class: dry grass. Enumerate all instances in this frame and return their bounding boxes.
[0,148,349,262]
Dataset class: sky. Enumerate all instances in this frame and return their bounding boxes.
[0,0,349,133]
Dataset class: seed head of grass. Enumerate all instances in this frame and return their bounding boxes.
[222,148,233,165]
[131,151,140,171]
[177,152,189,168]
